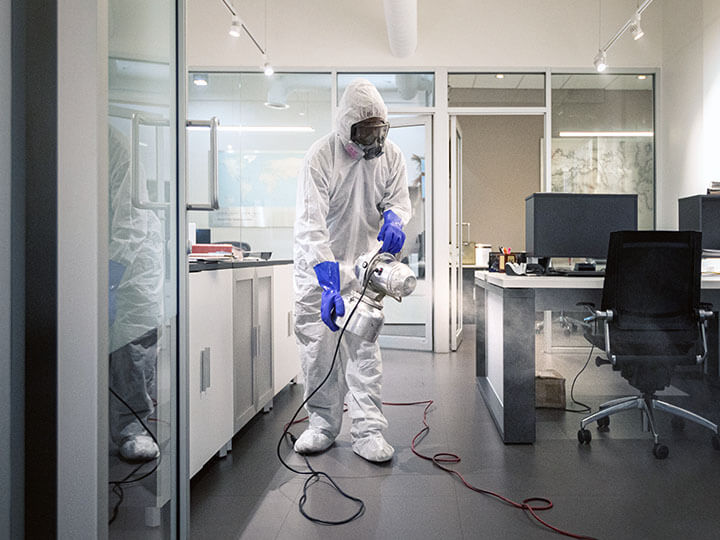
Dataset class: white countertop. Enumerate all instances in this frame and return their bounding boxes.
[474,270,720,290]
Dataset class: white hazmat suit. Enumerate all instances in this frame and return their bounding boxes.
[108,126,164,461]
[293,79,411,462]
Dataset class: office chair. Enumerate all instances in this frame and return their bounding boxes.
[577,231,720,459]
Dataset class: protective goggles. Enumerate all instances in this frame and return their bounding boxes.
[350,121,389,146]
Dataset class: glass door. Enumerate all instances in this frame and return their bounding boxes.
[379,116,433,351]
[450,117,463,351]
[107,0,178,536]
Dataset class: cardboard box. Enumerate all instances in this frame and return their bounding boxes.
[535,369,566,409]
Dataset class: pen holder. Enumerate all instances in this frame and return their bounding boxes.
[489,252,517,272]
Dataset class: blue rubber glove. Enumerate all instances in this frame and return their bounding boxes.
[377,209,405,254]
[109,260,126,326]
[314,261,345,332]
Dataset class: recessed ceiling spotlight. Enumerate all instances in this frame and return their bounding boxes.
[264,101,289,110]
[495,74,505,79]
[637,75,647,80]
[192,73,208,86]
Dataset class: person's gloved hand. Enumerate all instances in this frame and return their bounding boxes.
[377,209,405,254]
[314,261,345,332]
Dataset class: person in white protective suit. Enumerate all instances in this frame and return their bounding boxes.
[293,79,411,462]
[108,125,164,461]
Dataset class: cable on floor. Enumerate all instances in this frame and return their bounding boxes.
[276,277,374,525]
[386,399,598,540]
[108,387,161,525]
[564,345,594,414]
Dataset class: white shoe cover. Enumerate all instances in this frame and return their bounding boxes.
[119,434,160,462]
[294,429,335,454]
[352,433,394,462]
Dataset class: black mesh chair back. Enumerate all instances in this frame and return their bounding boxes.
[578,230,718,458]
[601,230,702,358]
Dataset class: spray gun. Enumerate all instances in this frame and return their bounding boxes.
[336,247,417,343]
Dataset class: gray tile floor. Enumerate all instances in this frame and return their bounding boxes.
[190,325,720,540]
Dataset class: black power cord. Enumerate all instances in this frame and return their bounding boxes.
[108,387,161,525]
[563,346,595,414]
[276,261,380,525]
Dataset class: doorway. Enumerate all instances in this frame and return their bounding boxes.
[379,115,434,351]
[450,114,545,333]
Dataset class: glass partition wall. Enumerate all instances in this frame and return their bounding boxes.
[187,72,332,258]
[550,73,655,229]
[107,0,179,535]
[187,71,434,350]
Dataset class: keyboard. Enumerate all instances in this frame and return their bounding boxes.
[561,270,605,277]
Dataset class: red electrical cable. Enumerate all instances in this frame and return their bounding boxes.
[382,400,598,540]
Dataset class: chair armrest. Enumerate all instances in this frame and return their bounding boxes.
[698,308,714,321]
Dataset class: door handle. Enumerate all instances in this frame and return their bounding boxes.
[186,116,220,211]
[131,112,170,210]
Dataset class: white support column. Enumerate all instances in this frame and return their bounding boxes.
[433,69,450,353]
[57,0,109,536]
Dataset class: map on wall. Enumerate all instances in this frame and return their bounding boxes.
[210,150,304,227]
[550,137,654,230]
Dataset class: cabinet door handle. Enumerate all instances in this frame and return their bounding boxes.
[256,325,261,357]
[201,347,211,391]
[287,310,293,337]
[251,326,259,358]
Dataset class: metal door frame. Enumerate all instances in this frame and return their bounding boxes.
[378,114,434,351]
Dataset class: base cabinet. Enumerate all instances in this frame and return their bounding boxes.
[272,264,300,394]
[233,266,274,432]
[188,269,234,478]
[189,263,299,477]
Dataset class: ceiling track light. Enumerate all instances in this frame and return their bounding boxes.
[229,15,241,38]
[593,50,608,72]
[630,12,644,40]
[592,0,654,71]
[221,0,272,76]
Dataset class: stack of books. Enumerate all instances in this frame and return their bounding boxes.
[708,181,720,195]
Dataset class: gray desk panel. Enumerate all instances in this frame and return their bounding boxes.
[475,273,720,443]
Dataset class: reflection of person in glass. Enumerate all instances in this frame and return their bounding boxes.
[108,126,164,461]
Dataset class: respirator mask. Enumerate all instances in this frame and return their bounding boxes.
[345,118,389,160]
[336,248,417,343]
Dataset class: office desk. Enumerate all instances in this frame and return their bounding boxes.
[474,271,720,443]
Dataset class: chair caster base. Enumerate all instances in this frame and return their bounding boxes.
[578,428,592,444]
[652,443,669,459]
[597,416,610,431]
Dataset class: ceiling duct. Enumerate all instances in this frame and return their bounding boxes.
[383,0,417,57]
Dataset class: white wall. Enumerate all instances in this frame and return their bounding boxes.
[57,0,108,535]
[188,0,663,69]
[659,0,720,227]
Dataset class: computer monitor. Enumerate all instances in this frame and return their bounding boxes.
[678,195,720,250]
[525,193,638,260]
